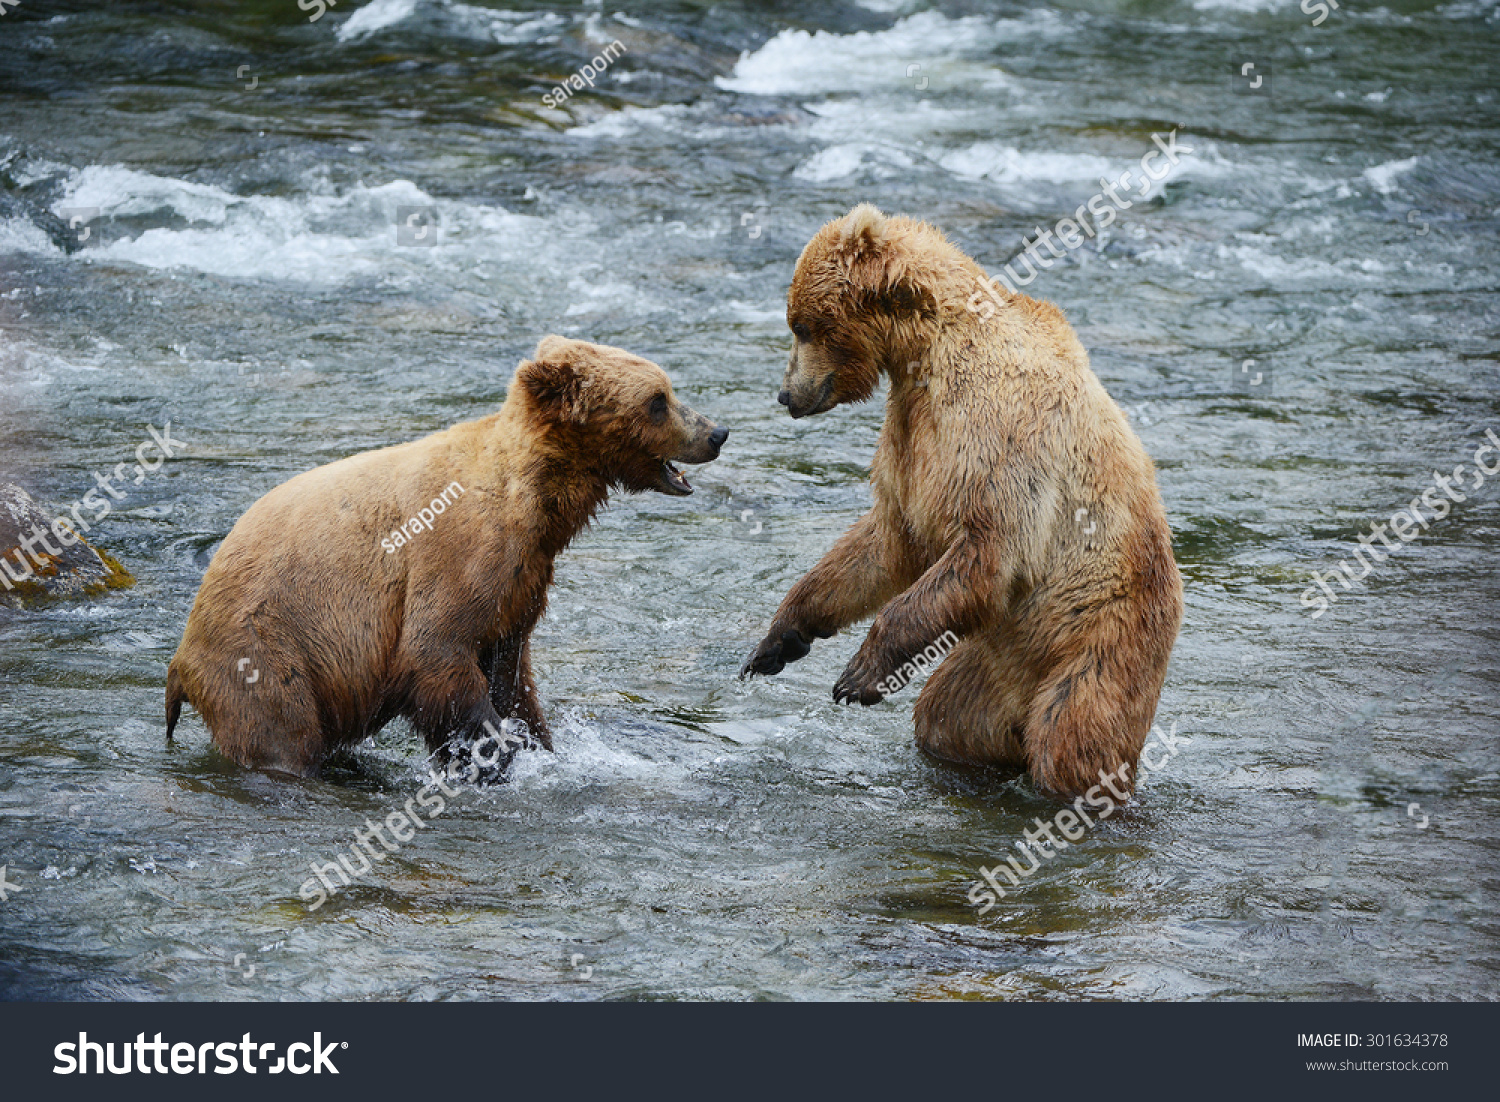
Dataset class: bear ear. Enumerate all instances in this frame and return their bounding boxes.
[834,205,932,317]
[517,355,587,422]
[836,204,900,292]
[532,334,577,362]
[835,204,888,260]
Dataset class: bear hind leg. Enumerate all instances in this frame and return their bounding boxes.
[1022,647,1160,799]
[206,690,328,777]
[911,639,1029,769]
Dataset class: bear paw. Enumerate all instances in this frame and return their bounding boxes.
[831,657,887,707]
[740,627,812,678]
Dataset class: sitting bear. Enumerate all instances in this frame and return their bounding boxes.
[742,205,1181,799]
[167,337,728,777]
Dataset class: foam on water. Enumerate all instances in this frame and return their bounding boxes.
[719,300,786,325]
[931,135,1237,209]
[793,143,917,183]
[1222,243,1392,282]
[335,0,567,44]
[502,709,698,791]
[0,342,108,390]
[1438,0,1500,20]
[1190,0,1296,12]
[715,10,1063,95]
[562,272,658,317]
[5,154,73,190]
[8,164,550,284]
[336,0,421,40]
[1364,156,1421,195]
[800,99,1018,168]
[0,217,59,259]
[938,143,1118,187]
[567,104,692,140]
[62,165,246,225]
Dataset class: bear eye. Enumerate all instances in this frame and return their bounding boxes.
[790,321,811,342]
[648,393,668,421]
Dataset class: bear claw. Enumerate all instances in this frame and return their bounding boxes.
[740,628,811,679]
[831,676,884,707]
[831,656,886,706]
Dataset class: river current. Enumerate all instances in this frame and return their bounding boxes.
[0,0,1496,1000]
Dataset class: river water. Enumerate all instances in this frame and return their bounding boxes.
[0,0,1496,1000]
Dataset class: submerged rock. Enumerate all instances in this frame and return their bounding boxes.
[0,481,133,602]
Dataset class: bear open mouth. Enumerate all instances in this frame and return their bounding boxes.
[658,459,693,495]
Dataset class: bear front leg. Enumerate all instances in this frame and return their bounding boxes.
[486,634,552,752]
[832,532,1000,705]
[741,507,910,678]
[409,659,518,782]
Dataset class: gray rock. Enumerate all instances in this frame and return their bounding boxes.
[0,481,133,602]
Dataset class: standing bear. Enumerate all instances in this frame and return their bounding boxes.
[167,337,727,778]
[742,205,1182,798]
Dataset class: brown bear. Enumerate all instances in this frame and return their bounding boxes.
[741,205,1182,799]
[167,337,727,778]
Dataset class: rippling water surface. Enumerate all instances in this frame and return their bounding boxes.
[0,0,1496,1000]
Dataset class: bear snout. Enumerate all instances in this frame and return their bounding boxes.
[673,412,729,464]
[778,372,835,419]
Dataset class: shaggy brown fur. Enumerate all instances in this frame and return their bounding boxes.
[742,205,1182,798]
[167,337,727,777]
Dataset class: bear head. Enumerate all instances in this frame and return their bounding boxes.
[778,203,946,419]
[514,337,727,495]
